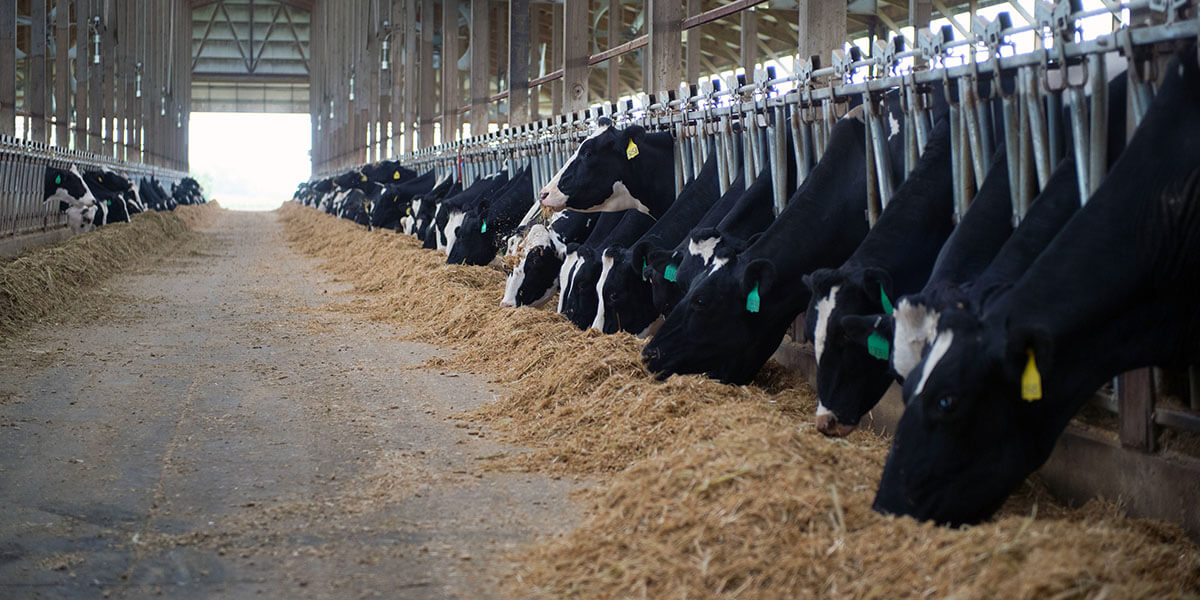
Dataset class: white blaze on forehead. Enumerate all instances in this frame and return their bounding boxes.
[816,401,833,419]
[813,285,841,364]
[523,223,553,250]
[501,263,524,306]
[557,252,582,313]
[540,125,611,209]
[689,236,720,265]
[892,299,941,380]
[914,330,954,397]
[710,255,729,273]
[590,253,616,331]
[442,211,467,255]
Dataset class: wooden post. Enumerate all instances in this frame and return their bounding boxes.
[647,0,681,94]
[73,0,88,149]
[563,1,589,112]
[389,0,404,156]
[467,0,488,135]
[798,0,846,64]
[90,0,105,154]
[31,0,47,143]
[608,0,619,100]
[441,0,459,143]
[910,0,931,67]
[402,0,417,153]
[54,0,69,146]
[131,0,143,162]
[685,0,699,85]
[367,1,380,163]
[101,0,115,157]
[506,0,528,128]
[741,6,757,77]
[0,0,13,136]
[1119,368,1157,452]
[418,0,435,147]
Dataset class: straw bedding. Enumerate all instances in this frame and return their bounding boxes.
[0,204,217,336]
[280,202,1200,599]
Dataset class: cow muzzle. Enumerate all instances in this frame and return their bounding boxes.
[815,411,857,438]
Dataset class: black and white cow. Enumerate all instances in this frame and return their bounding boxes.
[539,122,677,218]
[501,210,602,308]
[642,106,885,384]
[801,116,956,436]
[406,174,459,237]
[591,152,722,335]
[559,209,655,329]
[371,169,437,231]
[44,165,98,233]
[82,170,133,225]
[873,45,1200,527]
[447,167,535,266]
[332,170,373,226]
[425,171,509,251]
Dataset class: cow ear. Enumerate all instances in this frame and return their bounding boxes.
[861,267,895,313]
[1005,325,1054,402]
[802,268,834,295]
[841,314,896,361]
[741,259,776,313]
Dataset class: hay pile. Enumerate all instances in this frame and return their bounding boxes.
[279,203,1200,599]
[174,201,222,229]
[0,204,218,336]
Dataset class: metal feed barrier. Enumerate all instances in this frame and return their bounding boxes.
[0,135,190,240]
[313,1,1200,531]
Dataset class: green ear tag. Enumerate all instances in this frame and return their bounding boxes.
[641,258,649,282]
[746,283,761,313]
[105,199,112,207]
[867,331,890,360]
[880,283,894,315]
[54,174,62,185]
[480,220,487,233]
[663,264,678,282]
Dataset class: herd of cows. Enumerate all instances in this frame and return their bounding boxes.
[294,44,1200,527]
[42,164,208,233]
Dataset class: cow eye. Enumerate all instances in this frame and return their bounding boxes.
[938,396,956,412]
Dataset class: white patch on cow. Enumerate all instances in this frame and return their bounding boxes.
[590,254,616,331]
[523,224,553,251]
[710,256,729,273]
[816,402,833,419]
[540,126,611,209]
[65,205,86,233]
[557,252,582,313]
[888,111,901,138]
[443,210,467,256]
[688,236,719,265]
[529,282,558,308]
[400,215,415,235]
[892,299,941,380]
[638,315,665,339]
[913,330,954,397]
[576,180,651,215]
[501,265,524,307]
[813,285,841,365]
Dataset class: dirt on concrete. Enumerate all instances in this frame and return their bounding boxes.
[0,209,582,599]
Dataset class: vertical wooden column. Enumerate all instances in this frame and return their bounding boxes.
[377,0,391,159]
[467,0,487,135]
[89,0,103,153]
[73,0,87,148]
[309,0,321,171]
[30,0,47,143]
[685,0,699,85]
[101,0,115,157]
[1119,368,1157,452]
[561,0,586,112]
[909,0,931,66]
[367,0,381,162]
[608,0,619,99]
[646,0,681,94]
[507,0,529,127]
[401,0,417,153]
[550,3,562,114]
[741,7,757,76]
[442,0,459,142]
[356,0,369,164]
[389,0,403,156]
[798,0,845,63]
[54,0,69,146]
[418,0,434,147]
[0,0,13,136]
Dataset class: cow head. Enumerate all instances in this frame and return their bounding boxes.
[873,307,1053,526]
[363,159,413,183]
[539,123,652,215]
[82,171,131,224]
[591,246,655,335]
[502,225,562,307]
[802,266,899,437]
[560,246,604,330]
[643,255,784,384]
[447,209,497,266]
[45,166,95,212]
[642,246,686,318]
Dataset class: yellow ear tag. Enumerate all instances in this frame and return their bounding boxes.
[626,139,640,160]
[360,175,367,182]
[1021,349,1042,402]
[393,170,400,179]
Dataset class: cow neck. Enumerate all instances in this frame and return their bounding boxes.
[742,117,870,279]
[844,116,956,294]
[985,51,1200,345]
[622,131,676,219]
[924,146,1013,290]
[637,153,721,245]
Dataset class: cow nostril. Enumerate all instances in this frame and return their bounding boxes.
[539,190,549,201]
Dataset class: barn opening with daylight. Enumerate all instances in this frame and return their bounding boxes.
[3,1,1200,597]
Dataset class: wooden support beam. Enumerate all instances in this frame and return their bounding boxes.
[466,0,485,135]
[685,0,700,84]
[507,0,528,127]
[798,0,846,64]
[91,0,105,154]
[367,0,381,162]
[0,0,13,136]
[31,0,47,143]
[647,0,682,94]
[1120,368,1157,452]
[550,2,562,114]
[55,0,69,146]
[608,0,619,100]
[561,0,587,112]
[401,0,416,153]
[741,6,757,76]
[74,0,88,149]
[101,0,115,157]
[418,0,434,147]
[441,0,459,142]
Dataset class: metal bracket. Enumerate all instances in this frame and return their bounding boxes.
[917,25,954,65]
[874,36,905,77]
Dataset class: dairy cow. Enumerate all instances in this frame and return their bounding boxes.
[448,167,535,266]
[559,209,655,329]
[370,169,438,231]
[501,211,601,308]
[44,166,98,233]
[425,171,508,251]
[874,45,1200,526]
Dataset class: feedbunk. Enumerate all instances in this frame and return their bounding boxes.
[316,1,1200,534]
